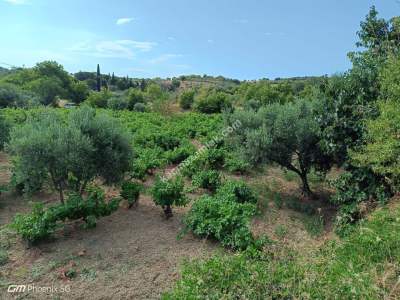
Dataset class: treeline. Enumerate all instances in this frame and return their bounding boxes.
[0,58,324,114]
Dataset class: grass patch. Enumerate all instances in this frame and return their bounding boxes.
[274,225,288,239]
[302,215,324,237]
[164,204,400,299]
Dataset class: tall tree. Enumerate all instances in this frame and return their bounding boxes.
[96,64,101,92]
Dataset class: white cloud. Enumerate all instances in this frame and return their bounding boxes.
[116,18,134,25]
[149,54,183,64]
[207,39,214,43]
[68,39,157,59]
[167,37,176,41]
[3,0,28,4]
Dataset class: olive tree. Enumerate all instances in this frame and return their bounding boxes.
[8,107,133,202]
[226,100,331,197]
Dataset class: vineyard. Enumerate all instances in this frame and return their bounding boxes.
[1,4,400,300]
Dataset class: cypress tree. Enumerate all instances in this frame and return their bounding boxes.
[96,64,101,92]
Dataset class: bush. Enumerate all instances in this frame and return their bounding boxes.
[11,202,58,244]
[179,90,195,110]
[184,195,257,249]
[126,88,145,110]
[203,148,226,169]
[330,167,390,236]
[0,83,39,108]
[133,102,146,112]
[131,148,166,180]
[215,180,257,204]
[223,153,250,174]
[120,181,141,208]
[164,141,196,164]
[85,90,111,108]
[194,91,232,114]
[107,96,128,110]
[0,113,10,150]
[11,187,120,243]
[192,170,221,192]
[151,176,188,218]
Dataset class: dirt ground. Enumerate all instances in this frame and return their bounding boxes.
[0,153,337,299]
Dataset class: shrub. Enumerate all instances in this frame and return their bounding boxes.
[203,148,226,169]
[85,90,111,108]
[120,181,141,208]
[0,113,10,150]
[215,180,257,204]
[330,167,391,235]
[164,141,196,164]
[126,88,145,110]
[194,91,232,114]
[179,90,195,109]
[151,176,188,218]
[184,195,257,249]
[192,170,221,192]
[107,96,128,110]
[131,148,166,180]
[133,102,146,112]
[11,187,120,243]
[11,203,58,244]
[223,153,250,174]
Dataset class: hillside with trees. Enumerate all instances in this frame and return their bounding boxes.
[0,6,400,299]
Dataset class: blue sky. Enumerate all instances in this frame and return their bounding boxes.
[0,0,398,79]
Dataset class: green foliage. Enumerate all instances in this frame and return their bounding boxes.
[273,192,283,209]
[126,88,145,110]
[120,181,141,208]
[151,176,188,218]
[179,90,195,109]
[133,102,146,112]
[379,55,400,101]
[330,167,390,235]
[107,96,128,110]
[223,152,250,174]
[0,113,10,150]
[0,82,39,108]
[191,170,221,192]
[11,203,58,243]
[215,180,257,204]
[167,204,400,299]
[70,80,90,104]
[184,194,257,250]
[85,90,111,108]
[8,107,133,201]
[164,141,196,164]
[228,99,331,196]
[11,187,120,243]
[350,101,400,192]
[237,80,295,106]
[194,90,232,114]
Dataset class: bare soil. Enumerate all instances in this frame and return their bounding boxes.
[0,153,337,299]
